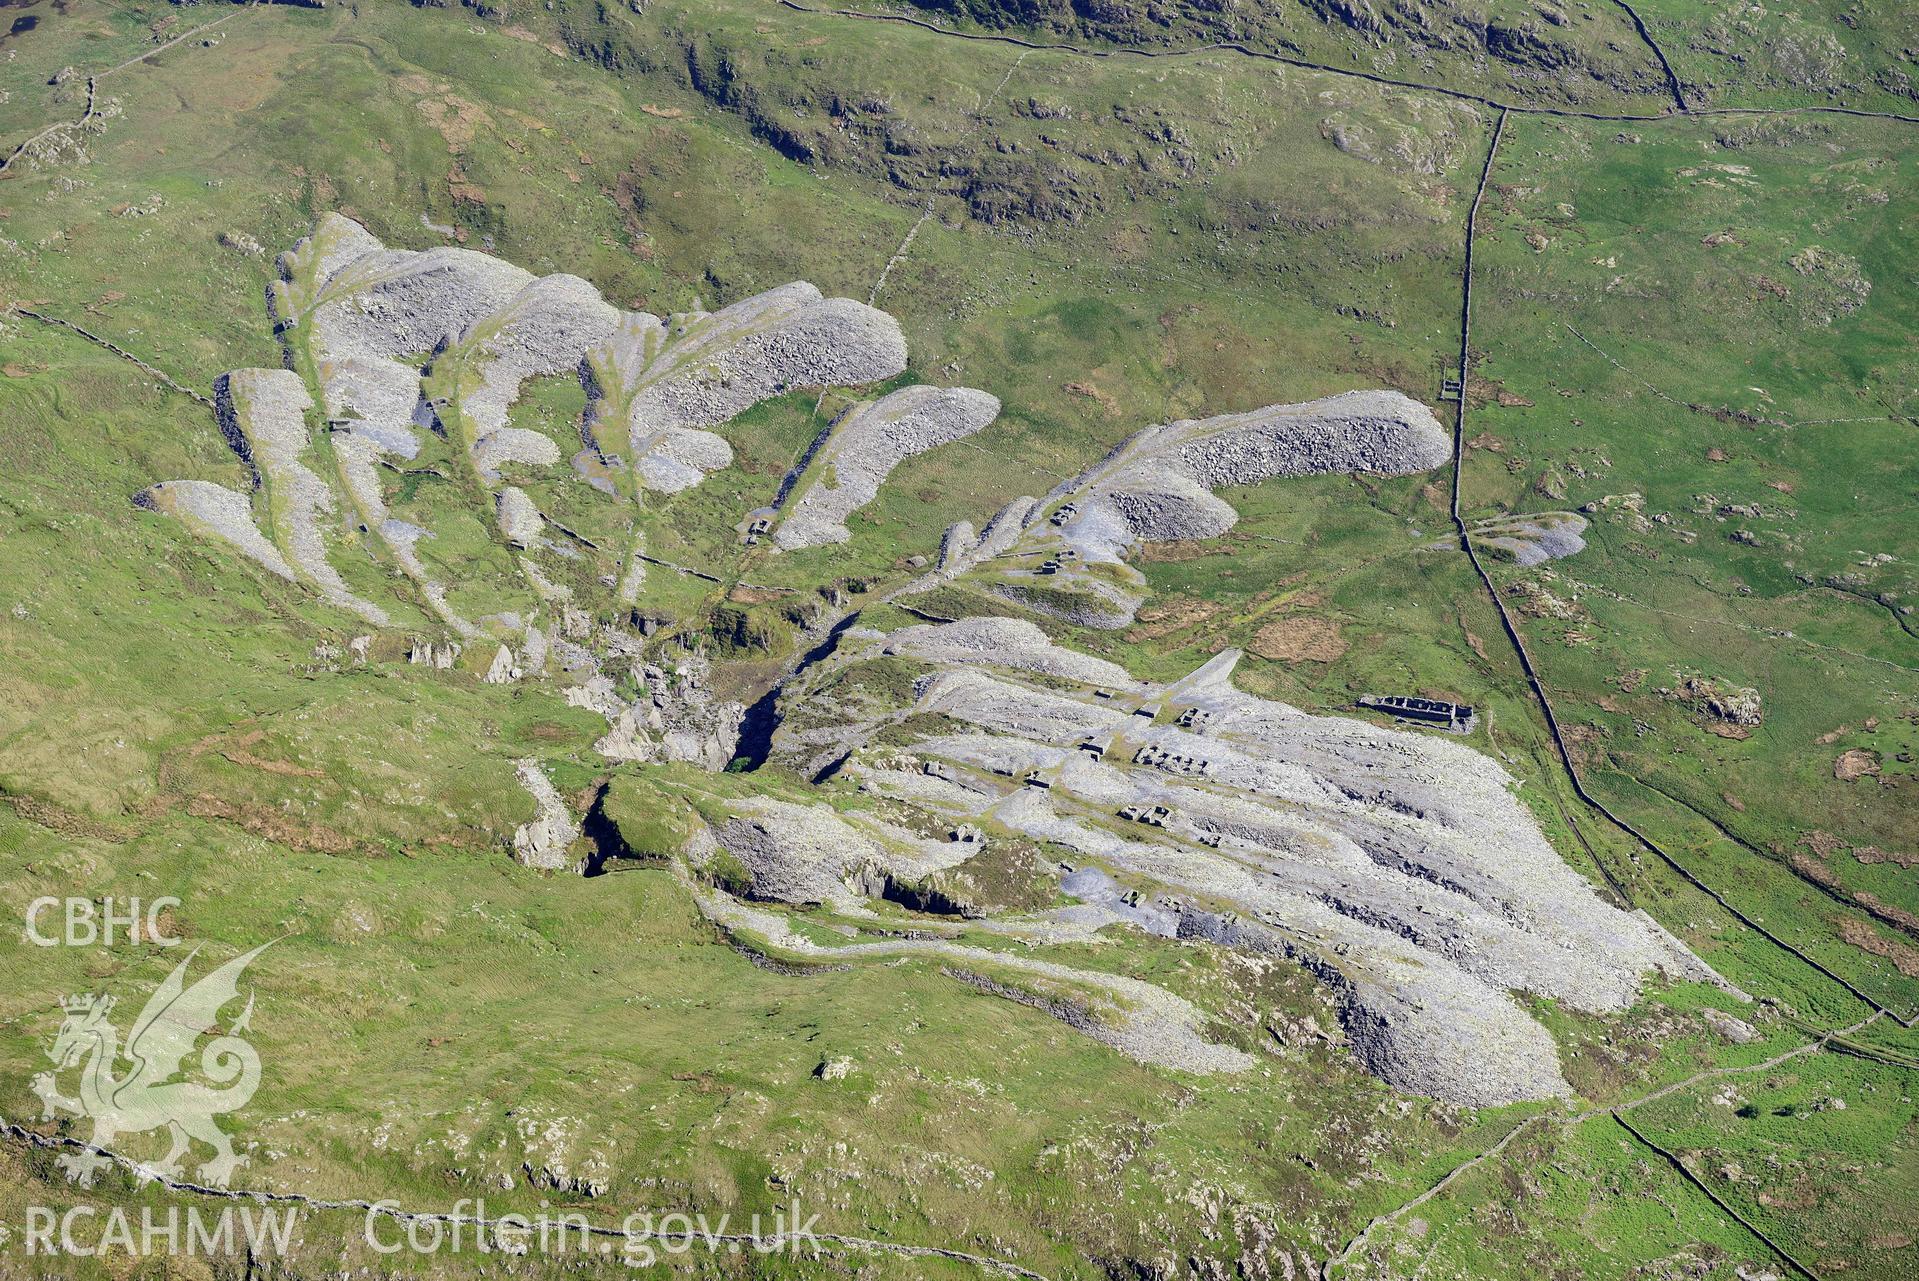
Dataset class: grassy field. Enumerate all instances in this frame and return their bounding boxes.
[0,0,1913,1277]
[1635,0,1919,114]
[1468,108,1919,1016]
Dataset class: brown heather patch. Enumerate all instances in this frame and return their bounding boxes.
[183,794,356,856]
[1834,917,1919,977]
[1790,851,1841,888]
[1561,723,1607,769]
[1833,748,1880,781]
[1063,380,1119,416]
[727,586,792,605]
[1457,613,1489,661]
[219,729,324,778]
[415,92,491,154]
[1853,845,1917,870]
[1249,615,1347,665]
[2,792,133,843]
[1856,892,1919,937]
[500,25,568,57]
[1124,596,1218,642]
[1801,830,1845,858]
[1134,539,1226,564]
[448,167,489,205]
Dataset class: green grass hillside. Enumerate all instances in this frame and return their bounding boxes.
[0,1,1912,1278]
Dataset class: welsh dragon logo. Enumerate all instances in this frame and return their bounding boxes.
[31,942,272,1188]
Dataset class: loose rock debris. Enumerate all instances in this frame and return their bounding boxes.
[767,385,1002,550]
[125,218,1740,1104]
[913,391,1450,627]
[743,617,1740,1106]
[148,214,911,643]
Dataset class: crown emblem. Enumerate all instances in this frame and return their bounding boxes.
[36,942,272,1190]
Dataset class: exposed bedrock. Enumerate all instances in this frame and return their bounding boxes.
[571,658,746,772]
[595,697,744,773]
[484,644,522,685]
[1451,511,1589,566]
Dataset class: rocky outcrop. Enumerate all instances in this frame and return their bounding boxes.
[483,645,520,684]
[1662,673,1764,729]
[582,658,746,772]
[407,637,462,668]
[1454,511,1588,566]
[875,0,1664,108]
[511,759,580,871]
